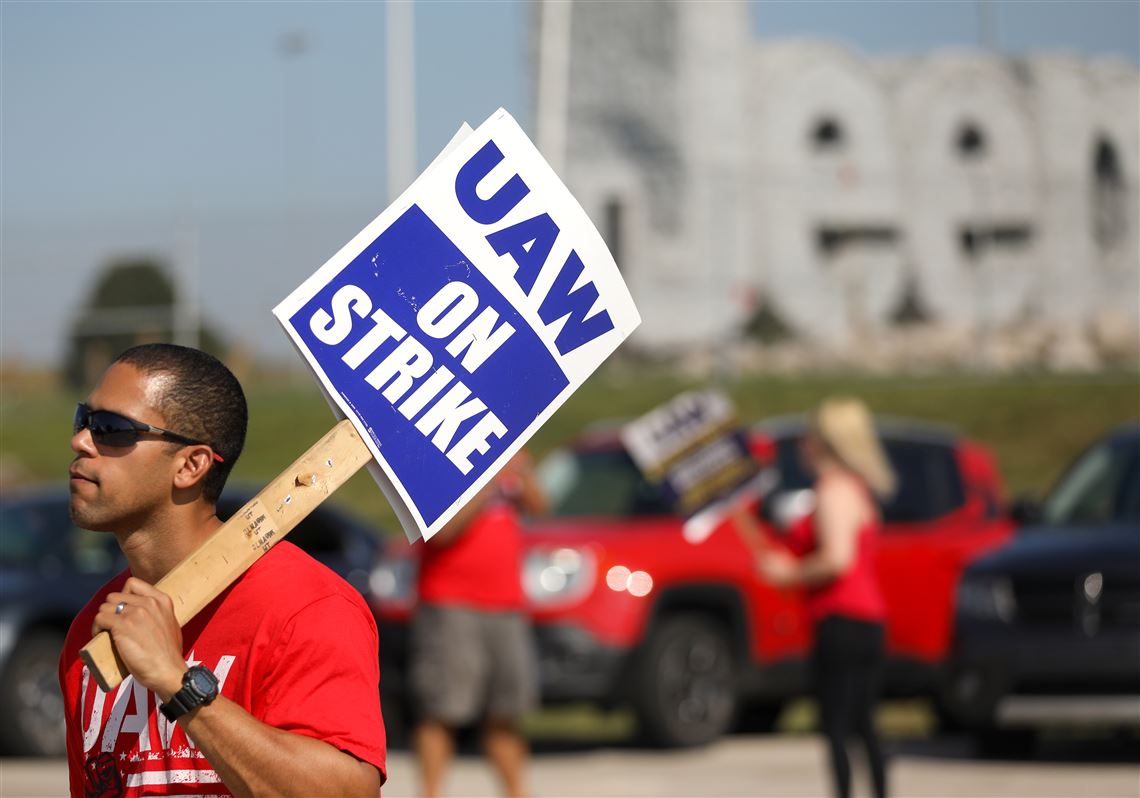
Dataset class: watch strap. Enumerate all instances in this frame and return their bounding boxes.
[159,691,193,722]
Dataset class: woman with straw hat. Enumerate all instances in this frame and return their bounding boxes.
[735,397,895,798]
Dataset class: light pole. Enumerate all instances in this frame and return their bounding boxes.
[536,0,571,174]
[279,29,311,275]
[387,0,416,202]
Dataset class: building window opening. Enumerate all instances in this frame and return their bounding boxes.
[956,122,987,159]
[1092,136,1127,252]
[816,226,897,257]
[810,116,845,152]
[959,224,1033,259]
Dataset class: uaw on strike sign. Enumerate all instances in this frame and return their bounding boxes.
[274,109,641,541]
[80,107,639,692]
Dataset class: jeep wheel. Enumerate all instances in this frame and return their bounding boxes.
[0,630,67,757]
[632,614,737,747]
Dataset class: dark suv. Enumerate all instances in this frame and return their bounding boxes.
[946,422,1140,752]
[373,416,1014,746]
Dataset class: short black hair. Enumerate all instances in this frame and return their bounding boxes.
[113,344,247,503]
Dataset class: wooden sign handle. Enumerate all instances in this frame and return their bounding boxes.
[80,418,374,693]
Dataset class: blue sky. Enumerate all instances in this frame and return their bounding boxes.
[2,1,1137,365]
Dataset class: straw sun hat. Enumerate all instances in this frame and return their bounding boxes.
[809,397,897,500]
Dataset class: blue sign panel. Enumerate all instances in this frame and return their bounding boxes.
[287,204,569,528]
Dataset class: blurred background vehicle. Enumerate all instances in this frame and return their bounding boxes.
[0,488,124,757]
[945,421,1140,755]
[0,485,388,757]
[372,414,1015,746]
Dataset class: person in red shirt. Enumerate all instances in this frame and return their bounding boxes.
[735,397,895,798]
[411,449,547,798]
[60,344,385,798]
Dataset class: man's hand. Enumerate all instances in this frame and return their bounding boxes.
[93,577,187,700]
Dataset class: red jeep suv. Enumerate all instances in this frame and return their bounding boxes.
[372,416,1014,746]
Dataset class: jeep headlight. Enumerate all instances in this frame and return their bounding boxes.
[957,576,1016,623]
[523,547,595,607]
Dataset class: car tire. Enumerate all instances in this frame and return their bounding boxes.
[0,629,67,757]
[631,614,738,747]
[938,659,1007,731]
[930,694,966,734]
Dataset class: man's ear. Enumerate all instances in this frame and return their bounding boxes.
[173,446,216,492]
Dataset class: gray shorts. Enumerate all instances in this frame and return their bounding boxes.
[410,604,538,726]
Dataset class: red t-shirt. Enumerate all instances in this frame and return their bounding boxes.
[417,500,523,610]
[59,542,386,798]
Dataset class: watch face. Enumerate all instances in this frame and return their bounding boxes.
[186,667,218,699]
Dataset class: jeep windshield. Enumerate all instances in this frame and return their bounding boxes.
[538,447,674,519]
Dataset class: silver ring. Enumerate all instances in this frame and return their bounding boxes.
[115,601,126,615]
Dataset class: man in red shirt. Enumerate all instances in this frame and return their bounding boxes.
[60,344,385,797]
[411,450,546,798]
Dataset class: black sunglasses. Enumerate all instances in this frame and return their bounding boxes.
[74,403,224,462]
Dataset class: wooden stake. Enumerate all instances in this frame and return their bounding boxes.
[80,419,375,693]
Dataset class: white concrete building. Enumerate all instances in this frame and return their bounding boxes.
[534,2,1139,369]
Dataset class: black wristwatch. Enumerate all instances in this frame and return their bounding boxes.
[160,665,219,722]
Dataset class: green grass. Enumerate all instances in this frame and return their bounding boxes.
[2,365,1136,532]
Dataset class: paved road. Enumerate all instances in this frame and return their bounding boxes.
[3,736,1138,797]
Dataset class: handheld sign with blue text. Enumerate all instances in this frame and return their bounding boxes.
[80,109,639,691]
[622,391,759,543]
[275,109,640,541]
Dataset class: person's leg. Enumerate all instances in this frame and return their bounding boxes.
[852,623,888,798]
[483,611,538,798]
[814,618,856,798]
[413,720,456,798]
[483,716,529,798]
[410,606,485,798]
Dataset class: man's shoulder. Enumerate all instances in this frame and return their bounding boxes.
[239,542,371,614]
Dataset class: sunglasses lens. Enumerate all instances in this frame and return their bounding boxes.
[86,410,140,447]
[93,414,140,447]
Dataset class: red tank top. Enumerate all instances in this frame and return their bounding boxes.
[784,492,886,624]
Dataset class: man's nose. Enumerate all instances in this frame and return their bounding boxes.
[71,425,96,456]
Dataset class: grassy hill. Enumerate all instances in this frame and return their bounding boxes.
[3,365,1136,533]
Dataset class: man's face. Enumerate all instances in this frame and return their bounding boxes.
[69,362,181,532]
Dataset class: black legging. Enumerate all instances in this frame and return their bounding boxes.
[813,615,887,798]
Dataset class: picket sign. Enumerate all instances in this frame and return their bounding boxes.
[273,109,639,542]
[621,390,760,544]
[80,108,640,691]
